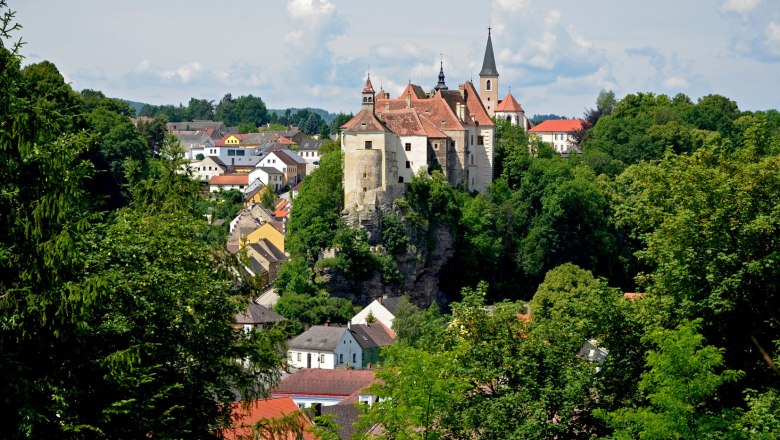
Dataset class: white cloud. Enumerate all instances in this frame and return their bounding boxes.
[492,0,529,14]
[765,21,780,55]
[662,76,689,89]
[722,0,761,14]
[161,62,204,83]
[287,0,335,21]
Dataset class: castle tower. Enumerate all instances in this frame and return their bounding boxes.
[362,76,375,112]
[479,28,499,117]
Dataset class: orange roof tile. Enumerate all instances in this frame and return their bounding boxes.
[528,119,585,133]
[362,76,375,93]
[341,108,390,132]
[223,397,314,440]
[209,174,249,185]
[461,81,494,126]
[379,108,426,136]
[495,92,524,113]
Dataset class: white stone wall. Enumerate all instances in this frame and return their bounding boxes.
[396,135,428,184]
[287,349,336,370]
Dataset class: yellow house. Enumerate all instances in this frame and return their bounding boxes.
[245,223,285,253]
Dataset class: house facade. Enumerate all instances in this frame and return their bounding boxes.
[528,119,586,155]
[287,325,363,370]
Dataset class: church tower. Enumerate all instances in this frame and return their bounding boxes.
[362,75,375,112]
[479,28,499,117]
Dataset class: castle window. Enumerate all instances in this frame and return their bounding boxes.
[486,79,492,91]
[405,143,411,151]
[405,161,411,168]
[363,173,367,178]
[363,187,367,192]
[398,176,404,183]
[471,135,474,145]
[478,136,484,145]
[363,97,368,103]
[365,141,372,149]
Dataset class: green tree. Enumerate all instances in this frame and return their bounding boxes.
[184,97,214,120]
[603,320,742,439]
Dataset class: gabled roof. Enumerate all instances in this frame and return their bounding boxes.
[398,83,428,100]
[278,149,307,165]
[202,155,227,167]
[273,369,375,397]
[379,108,426,136]
[341,108,390,133]
[288,325,348,351]
[224,397,315,440]
[362,76,375,93]
[235,303,285,325]
[461,81,495,126]
[350,323,396,349]
[210,174,249,185]
[528,119,585,133]
[257,166,284,175]
[480,29,499,77]
[297,139,325,151]
[495,92,524,113]
[249,239,288,264]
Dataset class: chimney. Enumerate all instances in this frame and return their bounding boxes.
[347,321,351,330]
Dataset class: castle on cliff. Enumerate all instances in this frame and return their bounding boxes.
[341,30,527,221]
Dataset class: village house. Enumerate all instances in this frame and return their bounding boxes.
[350,323,395,368]
[528,119,586,156]
[351,296,404,334]
[256,149,307,187]
[222,397,315,440]
[208,174,253,192]
[189,156,227,182]
[287,324,363,370]
[234,303,285,333]
[272,369,376,409]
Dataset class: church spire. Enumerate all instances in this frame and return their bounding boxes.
[480,28,499,77]
[434,58,448,92]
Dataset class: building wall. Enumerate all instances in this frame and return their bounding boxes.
[480,76,499,117]
[245,223,285,253]
[287,349,336,370]
[334,330,363,369]
[343,131,400,208]
[396,135,428,183]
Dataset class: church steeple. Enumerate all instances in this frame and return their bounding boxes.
[480,28,499,77]
[479,28,499,117]
[434,59,448,92]
[361,75,375,112]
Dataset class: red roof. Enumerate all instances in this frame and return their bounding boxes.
[362,76,375,93]
[272,369,376,398]
[209,174,249,185]
[495,92,524,113]
[278,136,296,145]
[623,292,645,300]
[223,397,314,440]
[528,119,585,133]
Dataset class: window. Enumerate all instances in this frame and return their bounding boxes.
[405,160,410,168]
[227,150,236,156]
[352,353,357,363]
[320,354,325,363]
[486,79,492,91]
[339,354,343,364]
[297,353,301,361]
[398,176,404,183]
[405,143,411,151]
[471,135,474,145]
[236,150,245,156]
[363,173,367,178]
[365,141,372,149]
[478,136,484,145]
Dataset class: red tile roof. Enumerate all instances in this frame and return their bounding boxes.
[278,136,296,145]
[341,108,390,132]
[379,108,426,136]
[223,397,315,440]
[362,77,375,93]
[461,81,494,126]
[495,92,524,113]
[210,174,249,185]
[623,292,645,300]
[272,369,376,398]
[528,119,585,133]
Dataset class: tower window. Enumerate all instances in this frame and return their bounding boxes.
[486,79,492,91]
[365,141,372,149]
[398,176,404,183]
[405,161,411,168]
[405,143,411,151]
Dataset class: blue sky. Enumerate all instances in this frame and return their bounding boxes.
[14,0,780,117]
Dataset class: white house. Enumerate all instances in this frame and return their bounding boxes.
[257,149,307,187]
[175,131,215,160]
[287,324,363,370]
[189,156,227,182]
[351,297,404,334]
[249,167,285,191]
[528,119,586,155]
[297,139,325,164]
[209,174,254,193]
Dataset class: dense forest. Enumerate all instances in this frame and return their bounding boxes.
[3,0,779,437]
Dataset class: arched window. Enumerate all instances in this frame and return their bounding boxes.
[506,115,512,122]
[486,79,492,91]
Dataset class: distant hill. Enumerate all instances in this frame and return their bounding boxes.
[269,107,338,123]
[123,100,147,116]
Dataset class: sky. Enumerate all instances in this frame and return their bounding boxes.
[13,0,780,117]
